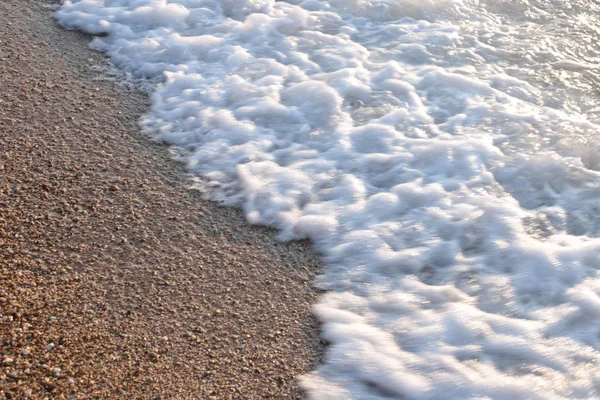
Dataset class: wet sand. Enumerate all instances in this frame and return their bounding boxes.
[0,1,322,398]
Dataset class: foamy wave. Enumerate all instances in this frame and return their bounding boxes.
[57,0,600,397]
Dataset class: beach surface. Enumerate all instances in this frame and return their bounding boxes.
[0,1,322,398]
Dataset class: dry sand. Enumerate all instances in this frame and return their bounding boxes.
[0,1,323,398]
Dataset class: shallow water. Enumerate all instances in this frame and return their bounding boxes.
[57,0,600,398]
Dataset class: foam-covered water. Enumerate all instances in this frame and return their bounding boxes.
[57,0,600,398]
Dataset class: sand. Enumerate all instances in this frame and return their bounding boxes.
[0,1,323,398]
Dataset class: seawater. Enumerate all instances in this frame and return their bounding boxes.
[57,1,600,398]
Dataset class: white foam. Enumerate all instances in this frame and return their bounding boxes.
[57,0,600,398]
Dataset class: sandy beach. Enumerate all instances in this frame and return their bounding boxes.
[0,1,322,398]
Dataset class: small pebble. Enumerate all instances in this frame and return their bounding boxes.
[46,343,55,351]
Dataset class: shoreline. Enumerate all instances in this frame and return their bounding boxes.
[0,1,323,398]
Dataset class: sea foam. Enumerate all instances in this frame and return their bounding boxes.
[57,0,600,398]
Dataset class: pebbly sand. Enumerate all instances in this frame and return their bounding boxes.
[0,1,323,398]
